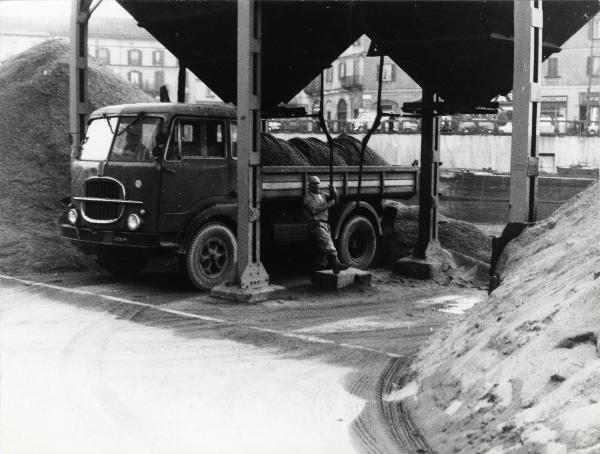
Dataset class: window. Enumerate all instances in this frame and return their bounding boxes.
[338,61,347,78]
[324,67,333,83]
[152,50,164,66]
[230,122,237,158]
[128,49,142,66]
[381,63,395,82]
[154,71,164,90]
[96,47,110,65]
[591,16,600,40]
[128,70,142,87]
[588,57,600,76]
[546,58,559,78]
[166,119,226,160]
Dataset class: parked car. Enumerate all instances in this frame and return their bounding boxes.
[539,116,555,135]
[473,118,495,134]
[348,111,377,132]
[497,121,512,135]
[458,120,476,134]
[400,119,420,133]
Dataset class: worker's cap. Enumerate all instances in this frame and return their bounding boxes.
[308,176,321,185]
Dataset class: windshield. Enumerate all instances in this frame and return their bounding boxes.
[80,116,162,162]
[80,117,117,161]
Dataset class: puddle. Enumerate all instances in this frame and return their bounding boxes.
[417,293,486,315]
[295,317,417,334]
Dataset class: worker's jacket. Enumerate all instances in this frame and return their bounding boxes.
[303,190,335,223]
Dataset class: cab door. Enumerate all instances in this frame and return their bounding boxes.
[159,117,229,232]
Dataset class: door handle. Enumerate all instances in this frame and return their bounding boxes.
[161,165,176,175]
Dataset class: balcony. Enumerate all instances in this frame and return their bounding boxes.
[340,75,363,90]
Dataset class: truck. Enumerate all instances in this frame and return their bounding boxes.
[61,103,418,290]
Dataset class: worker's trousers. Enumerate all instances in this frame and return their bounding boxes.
[308,220,336,267]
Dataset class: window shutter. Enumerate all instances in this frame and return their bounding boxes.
[391,64,396,81]
[588,57,592,76]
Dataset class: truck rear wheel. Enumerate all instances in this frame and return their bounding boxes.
[96,247,148,277]
[186,222,237,291]
[337,215,377,269]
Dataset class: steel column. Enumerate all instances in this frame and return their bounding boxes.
[509,0,543,223]
[69,0,93,158]
[235,0,269,289]
[415,88,441,258]
[177,63,186,103]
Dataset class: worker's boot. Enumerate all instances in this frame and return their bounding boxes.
[328,252,349,274]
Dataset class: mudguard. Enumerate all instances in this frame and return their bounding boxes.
[332,201,382,240]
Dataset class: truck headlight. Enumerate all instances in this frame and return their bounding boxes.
[127,213,142,231]
[68,209,78,224]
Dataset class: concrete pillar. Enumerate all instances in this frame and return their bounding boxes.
[509,0,543,223]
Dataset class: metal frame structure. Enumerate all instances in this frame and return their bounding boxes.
[415,88,442,258]
[509,0,543,223]
[235,0,270,290]
[69,0,94,158]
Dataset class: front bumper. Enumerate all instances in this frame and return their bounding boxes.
[61,224,162,251]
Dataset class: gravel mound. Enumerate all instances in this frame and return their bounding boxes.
[261,133,310,166]
[0,40,152,274]
[381,202,492,265]
[402,183,600,453]
[333,134,389,166]
[287,137,347,166]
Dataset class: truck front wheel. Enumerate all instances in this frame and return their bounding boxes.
[186,223,237,291]
[337,215,377,269]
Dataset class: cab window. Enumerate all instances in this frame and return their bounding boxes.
[166,119,225,161]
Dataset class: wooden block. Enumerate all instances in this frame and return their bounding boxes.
[311,268,372,290]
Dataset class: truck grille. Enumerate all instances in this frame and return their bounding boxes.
[82,177,125,223]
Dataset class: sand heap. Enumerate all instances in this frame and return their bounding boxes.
[397,183,600,453]
[0,40,152,274]
[380,202,492,285]
[261,133,389,166]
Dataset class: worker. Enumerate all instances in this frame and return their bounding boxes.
[121,123,150,160]
[303,175,349,273]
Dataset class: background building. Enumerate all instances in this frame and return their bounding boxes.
[0,14,222,103]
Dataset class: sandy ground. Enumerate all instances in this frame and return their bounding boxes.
[0,270,486,454]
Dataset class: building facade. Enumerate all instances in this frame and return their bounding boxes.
[304,13,600,126]
[0,15,222,104]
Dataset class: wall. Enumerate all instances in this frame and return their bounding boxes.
[274,132,600,171]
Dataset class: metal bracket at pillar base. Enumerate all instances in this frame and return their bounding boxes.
[240,262,270,289]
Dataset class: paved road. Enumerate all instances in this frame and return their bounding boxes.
[0,271,485,454]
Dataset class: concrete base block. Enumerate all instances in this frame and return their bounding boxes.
[311,267,372,290]
[210,283,286,303]
[393,257,437,279]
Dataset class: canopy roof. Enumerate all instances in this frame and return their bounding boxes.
[117,0,599,112]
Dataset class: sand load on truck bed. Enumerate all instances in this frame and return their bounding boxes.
[262,133,389,167]
[0,40,152,274]
[396,183,600,454]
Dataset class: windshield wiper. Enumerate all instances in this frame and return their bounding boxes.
[116,112,146,137]
[102,113,115,134]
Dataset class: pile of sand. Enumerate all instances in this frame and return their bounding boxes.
[262,133,389,166]
[0,40,152,274]
[395,183,600,453]
[380,202,492,285]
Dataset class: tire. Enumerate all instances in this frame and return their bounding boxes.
[185,222,237,291]
[336,215,377,269]
[96,247,148,277]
